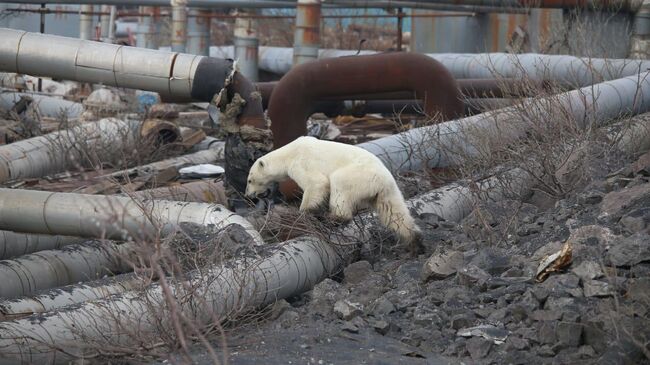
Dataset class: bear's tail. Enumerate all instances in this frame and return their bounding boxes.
[374,184,423,251]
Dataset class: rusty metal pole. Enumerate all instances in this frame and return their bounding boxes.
[234,10,259,82]
[171,3,187,53]
[187,8,210,55]
[293,0,321,66]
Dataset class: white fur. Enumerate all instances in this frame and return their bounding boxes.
[245,136,422,245]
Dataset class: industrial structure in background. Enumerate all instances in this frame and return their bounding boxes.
[3,0,649,61]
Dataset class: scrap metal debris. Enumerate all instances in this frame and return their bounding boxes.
[535,241,573,282]
[457,324,509,345]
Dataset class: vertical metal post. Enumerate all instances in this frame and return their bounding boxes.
[99,5,110,41]
[397,8,403,51]
[79,5,93,40]
[107,6,116,43]
[38,3,45,92]
[171,4,187,53]
[187,8,210,55]
[293,0,321,66]
[137,6,156,48]
[234,11,259,81]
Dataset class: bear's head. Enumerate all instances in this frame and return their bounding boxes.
[245,158,274,198]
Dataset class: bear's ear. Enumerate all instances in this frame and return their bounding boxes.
[259,160,265,168]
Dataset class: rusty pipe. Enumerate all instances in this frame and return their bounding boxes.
[293,0,321,66]
[267,52,464,149]
[257,78,548,108]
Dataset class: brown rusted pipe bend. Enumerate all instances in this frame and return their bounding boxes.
[257,78,548,108]
[267,52,464,149]
[265,52,464,199]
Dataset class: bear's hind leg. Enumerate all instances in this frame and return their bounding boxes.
[328,182,356,223]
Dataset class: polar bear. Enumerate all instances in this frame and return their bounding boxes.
[245,136,423,252]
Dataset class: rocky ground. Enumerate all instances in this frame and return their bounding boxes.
[167,147,650,365]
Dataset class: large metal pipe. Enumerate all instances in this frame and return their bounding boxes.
[213,46,650,86]
[234,11,259,82]
[187,8,211,56]
[0,241,136,299]
[0,188,263,244]
[256,78,548,107]
[79,5,94,40]
[0,28,260,104]
[171,4,187,53]
[329,0,643,11]
[0,118,137,183]
[267,52,464,149]
[293,0,321,66]
[0,91,84,119]
[358,71,650,173]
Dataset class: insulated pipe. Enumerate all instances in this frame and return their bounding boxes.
[0,118,137,183]
[0,273,140,320]
[187,9,210,56]
[293,0,321,66]
[136,6,156,49]
[0,189,263,244]
[267,52,464,149]
[0,233,84,260]
[131,180,228,204]
[79,5,94,40]
[0,241,136,300]
[171,4,187,53]
[234,11,259,82]
[0,91,84,119]
[0,28,250,103]
[329,0,643,11]
[212,46,650,86]
[358,71,650,173]
[108,141,224,181]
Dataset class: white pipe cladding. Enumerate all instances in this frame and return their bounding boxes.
[0,273,139,320]
[357,71,650,173]
[210,45,650,86]
[0,241,136,299]
[0,178,499,363]
[0,189,262,244]
[0,28,202,101]
[0,118,136,183]
[0,92,84,119]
